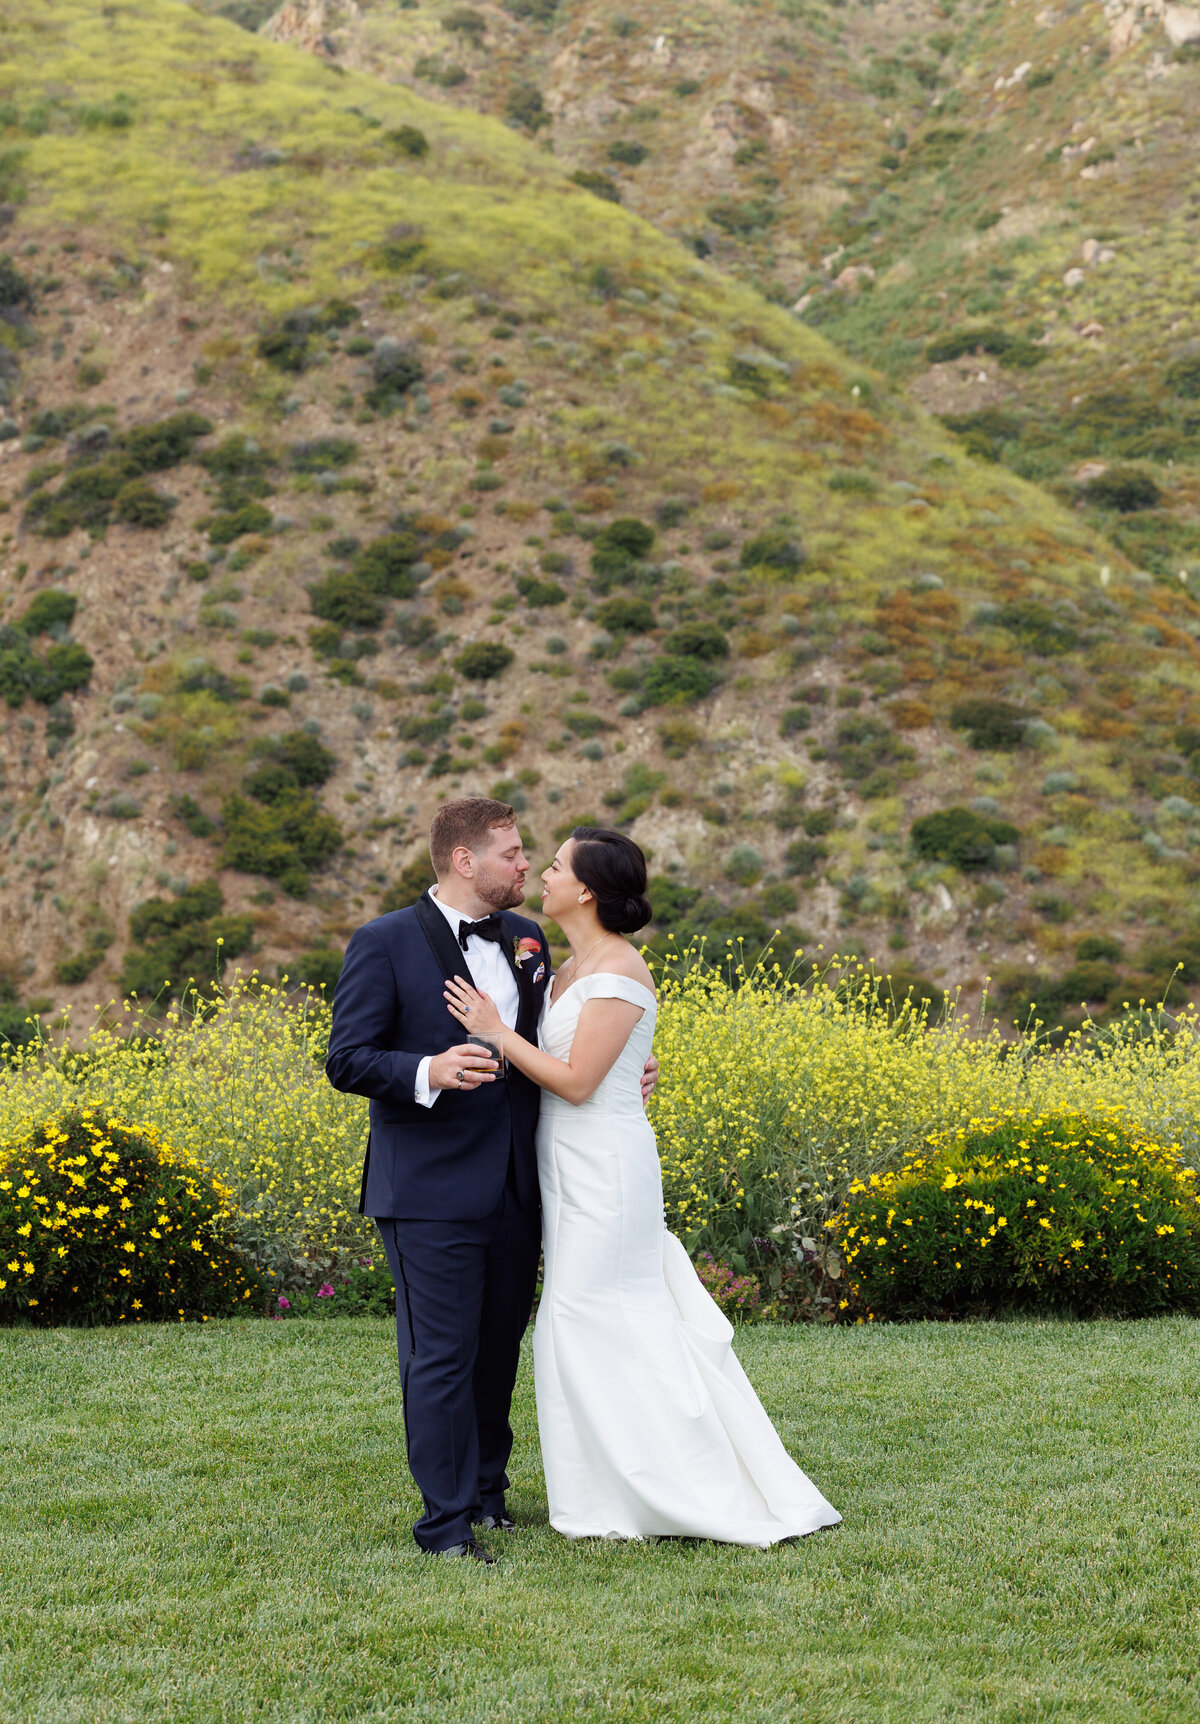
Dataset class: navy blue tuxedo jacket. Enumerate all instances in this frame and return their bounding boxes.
[325,892,551,1220]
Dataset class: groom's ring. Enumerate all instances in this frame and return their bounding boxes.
[456,1069,465,1085]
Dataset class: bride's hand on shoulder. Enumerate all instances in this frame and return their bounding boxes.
[444,975,504,1036]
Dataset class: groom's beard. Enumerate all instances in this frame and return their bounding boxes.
[473,867,527,912]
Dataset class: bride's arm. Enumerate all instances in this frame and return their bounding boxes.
[444,977,644,1106]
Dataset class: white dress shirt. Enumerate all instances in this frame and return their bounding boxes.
[414,887,522,1106]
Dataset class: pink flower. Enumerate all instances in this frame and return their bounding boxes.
[277,1295,290,1309]
[317,1282,335,1298]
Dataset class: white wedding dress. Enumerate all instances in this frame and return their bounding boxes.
[533,972,842,1546]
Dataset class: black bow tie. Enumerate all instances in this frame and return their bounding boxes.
[458,915,505,952]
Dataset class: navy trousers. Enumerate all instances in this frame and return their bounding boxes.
[376,1174,541,1552]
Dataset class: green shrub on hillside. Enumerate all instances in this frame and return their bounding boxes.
[121,880,254,998]
[515,574,566,607]
[1080,467,1162,513]
[386,124,428,158]
[910,806,1017,870]
[0,626,93,707]
[740,529,804,573]
[949,698,1028,751]
[114,478,176,528]
[220,792,344,896]
[17,590,76,635]
[996,600,1078,656]
[838,1110,1200,1320]
[570,170,619,202]
[595,596,655,634]
[1167,355,1200,399]
[0,252,35,313]
[643,655,721,707]
[455,642,514,680]
[288,437,358,473]
[661,622,729,661]
[352,531,422,596]
[203,500,272,545]
[307,572,386,630]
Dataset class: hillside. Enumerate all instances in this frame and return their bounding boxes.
[2,0,1200,1041]
[244,0,1200,579]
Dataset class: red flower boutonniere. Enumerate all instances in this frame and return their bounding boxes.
[514,936,541,968]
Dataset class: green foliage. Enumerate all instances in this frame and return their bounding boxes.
[949,699,1028,751]
[839,1112,1200,1319]
[1076,934,1123,964]
[596,517,655,559]
[114,478,176,528]
[595,596,655,634]
[169,793,217,839]
[926,326,1045,369]
[17,590,76,636]
[0,1108,264,1325]
[0,251,35,312]
[23,458,130,537]
[203,500,272,545]
[780,705,812,736]
[0,626,93,707]
[123,410,213,472]
[662,622,729,661]
[121,880,253,997]
[740,529,804,573]
[910,806,1018,871]
[515,574,566,608]
[642,655,721,707]
[220,792,344,896]
[1167,355,1200,399]
[996,601,1077,656]
[288,437,358,473]
[351,531,422,596]
[570,170,620,203]
[1080,467,1162,513]
[454,641,514,680]
[784,837,829,877]
[379,853,437,913]
[307,572,386,630]
[386,124,428,158]
[607,140,647,166]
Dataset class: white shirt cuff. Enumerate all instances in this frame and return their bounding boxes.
[414,1055,439,1108]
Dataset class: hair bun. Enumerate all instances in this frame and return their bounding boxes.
[569,827,652,934]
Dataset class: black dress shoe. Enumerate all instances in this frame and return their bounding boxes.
[476,1513,515,1533]
[430,1538,495,1564]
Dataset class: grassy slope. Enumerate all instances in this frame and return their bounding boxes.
[2,0,1200,1021]
[3,1316,1200,1721]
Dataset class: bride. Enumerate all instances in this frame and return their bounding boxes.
[444,826,841,1547]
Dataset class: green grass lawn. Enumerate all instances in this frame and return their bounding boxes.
[2,1317,1199,1723]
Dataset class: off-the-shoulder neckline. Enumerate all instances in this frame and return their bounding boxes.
[546,971,657,1014]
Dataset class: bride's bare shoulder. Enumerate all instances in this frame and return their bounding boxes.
[598,940,656,998]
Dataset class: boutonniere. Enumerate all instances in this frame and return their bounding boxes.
[514,936,541,969]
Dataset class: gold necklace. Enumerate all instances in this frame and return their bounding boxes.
[563,932,612,979]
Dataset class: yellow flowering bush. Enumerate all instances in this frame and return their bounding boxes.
[0,1108,265,1325]
[5,957,1200,1318]
[647,952,1014,1266]
[0,977,372,1279]
[836,1108,1200,1320]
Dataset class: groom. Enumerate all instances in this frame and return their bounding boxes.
[327,796,656,1563]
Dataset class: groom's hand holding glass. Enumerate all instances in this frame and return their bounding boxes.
[427,1042,500,1091]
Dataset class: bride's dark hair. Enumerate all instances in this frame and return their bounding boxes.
[570,828,652,934]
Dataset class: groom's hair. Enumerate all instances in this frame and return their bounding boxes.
[429,797,517,874]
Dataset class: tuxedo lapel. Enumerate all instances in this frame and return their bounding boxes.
[414,891,478,990]
[498,913,535,1038]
